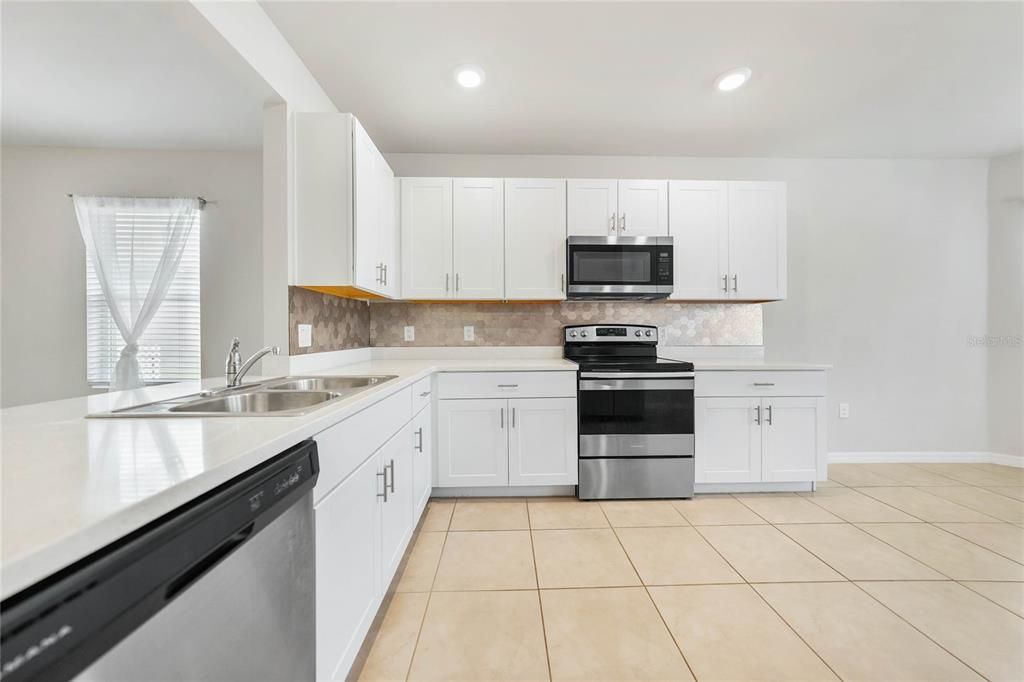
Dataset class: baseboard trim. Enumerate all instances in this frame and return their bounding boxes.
[432,485,575,497]
[829,451,1024,468]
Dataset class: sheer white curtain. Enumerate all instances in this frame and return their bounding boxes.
[74,196,200,391]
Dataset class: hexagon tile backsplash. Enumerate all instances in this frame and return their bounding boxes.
[289,288,763,354]
[369,301,762,347]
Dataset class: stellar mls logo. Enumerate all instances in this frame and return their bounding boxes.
[0,624,73,679]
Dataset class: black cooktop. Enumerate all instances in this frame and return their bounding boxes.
[562,324,694,373]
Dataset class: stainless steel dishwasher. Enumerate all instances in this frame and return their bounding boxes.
[0,441,319,682]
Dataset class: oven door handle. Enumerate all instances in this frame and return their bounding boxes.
[579,372,694,379]
[579,378,694,391]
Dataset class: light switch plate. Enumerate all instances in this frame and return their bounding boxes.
[404,326,415,342]
[463,325,475,341]
[297,324,312,348]
[839,403,850,419]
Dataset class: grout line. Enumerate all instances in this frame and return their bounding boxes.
[600,504,699,681]
[404,502,451,681]
[525,498,554,682]
[955,579,1024,619]
[687,516,844,680]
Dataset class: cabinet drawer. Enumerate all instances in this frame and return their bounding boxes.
[695,371,826,398]
[437,371,576,399]
[314,387,412,503]
[412,375,433,414]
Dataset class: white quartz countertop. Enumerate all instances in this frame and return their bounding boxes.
[691,359,832,370]
[0,357,577,599]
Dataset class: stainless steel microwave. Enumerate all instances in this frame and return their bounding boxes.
[566,236,674,300]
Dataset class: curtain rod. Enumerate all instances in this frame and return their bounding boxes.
[66,194,212,209]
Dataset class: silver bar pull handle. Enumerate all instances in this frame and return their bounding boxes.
[387,459,396,493]
[767,404,773,426]
[620,213,626,230]
[415,427,424,452]
[377,470,388,501]
[512,407,516,428]
[755,404,761,425]
[500,407,504,429]
[383,263,388,286]
[560,273,564,293]
[722,275,729,293]
[456,273,460,292]
[610,213,616,233]
[753,382,776,387]
[419,390,431,397]
[732,274,738,292]
[445,273,450,292]
[497,383,519,388]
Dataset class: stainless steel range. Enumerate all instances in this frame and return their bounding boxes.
[564,325,695,500]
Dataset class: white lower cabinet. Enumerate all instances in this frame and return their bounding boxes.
[695,395,826,484]
[412,404,433,517]
[437,395,578,488]
[762,397,824,482]
[437,399,509,486]
[379,424,414,585]
[314,454,381,680]
[694,398,761,483]
[508,398,578,485]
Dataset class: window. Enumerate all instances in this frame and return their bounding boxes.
[86,207,201,387]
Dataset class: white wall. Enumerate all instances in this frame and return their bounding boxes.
[387,153,990,454]
[1,145,263,407]
[986,151,1024,459]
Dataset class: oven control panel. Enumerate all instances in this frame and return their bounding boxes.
[565,325,658,342]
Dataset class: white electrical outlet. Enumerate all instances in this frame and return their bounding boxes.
[463,325,475,341]
[839,403,850,419]
[404,326,415,342]
[297,324,312,348]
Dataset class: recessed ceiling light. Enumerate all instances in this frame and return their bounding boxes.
[454,65,485,89]
[715,67,752,92]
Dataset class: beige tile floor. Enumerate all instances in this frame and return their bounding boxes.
[358,463,1024,681]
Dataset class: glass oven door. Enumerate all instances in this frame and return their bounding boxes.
[577,373,694,458]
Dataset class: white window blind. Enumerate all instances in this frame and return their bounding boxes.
[86,208,201,387]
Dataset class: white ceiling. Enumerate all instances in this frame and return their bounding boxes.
[2,1,280,150]
[263,1,1023,158]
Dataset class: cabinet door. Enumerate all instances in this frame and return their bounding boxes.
[567,179,617,236]
[293,113,353,286]
[669,181,729,300]
[727,181,786,300]
[617,180,668,236]
[453,178,504,299]
[694,397,762,483]
[762,397,824,482]
[401,177,453,299]
[508,398,578,486]
[380,424,414,587]
[353,119,381,293]
[412,404,433,517]
[377,160,399,298]
[437,399,509,486]
[505,178,567,300]
[314,454,381,680]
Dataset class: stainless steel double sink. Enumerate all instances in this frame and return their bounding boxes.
[89,375,398,418]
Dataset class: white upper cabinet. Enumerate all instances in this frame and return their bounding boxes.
[352,119,381,294]
[293,113,398,298]
[669,181,729,299]
[504,178,567,300]
[617,180,669,236]
[727,181,787,300]
[453,178,504,299]
[669,180,787,301]
[401,178,453,299]
[293,113,353,287]
[567,179,617,236]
